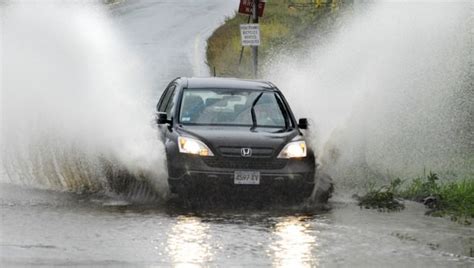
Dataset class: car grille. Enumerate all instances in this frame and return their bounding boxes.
[203,158,287,170]
[218,146,274,158]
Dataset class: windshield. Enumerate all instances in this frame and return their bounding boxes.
[179,88,289,128]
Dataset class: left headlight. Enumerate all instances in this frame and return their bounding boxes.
[277,140,307,159]
[178,136,214,157]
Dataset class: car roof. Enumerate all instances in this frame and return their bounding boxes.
[177,77,277,91]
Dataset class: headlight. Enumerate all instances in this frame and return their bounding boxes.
[178,136,214,156]
[277,141,307,159]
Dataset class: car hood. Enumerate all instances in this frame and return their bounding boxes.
[176,125,300,157]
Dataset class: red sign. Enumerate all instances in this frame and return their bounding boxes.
[239,0,265,17]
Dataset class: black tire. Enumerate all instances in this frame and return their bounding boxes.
[313,172,334,203]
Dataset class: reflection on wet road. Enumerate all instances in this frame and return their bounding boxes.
[1,185,472,266]
[270,216,318,268]
[167,216,212,267]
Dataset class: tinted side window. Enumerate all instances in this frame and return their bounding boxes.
[157,88,169,112]
[157,85,176,112]
[164,87,177,117]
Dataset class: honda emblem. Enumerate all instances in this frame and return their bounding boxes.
[241,148,252,157]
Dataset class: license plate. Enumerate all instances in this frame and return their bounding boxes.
[234,171,260,185]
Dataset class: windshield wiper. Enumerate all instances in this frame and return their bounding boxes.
[250,92,264,131]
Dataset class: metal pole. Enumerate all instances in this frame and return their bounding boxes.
[252,0,259,78]
[238,14,252,65]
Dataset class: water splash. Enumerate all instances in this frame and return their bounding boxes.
[1,1,167,197]
[265,1,473,187]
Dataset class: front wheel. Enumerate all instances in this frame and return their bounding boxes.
[312,172,334,203]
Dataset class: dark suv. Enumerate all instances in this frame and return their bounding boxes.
[156,77,318,202]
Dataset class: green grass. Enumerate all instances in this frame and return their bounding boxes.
[357,178,405,211]
[438,180,474,218]
[358,172,474,224]
[206,0,350,78]
[399,172,441,202]
[399,172,474,221]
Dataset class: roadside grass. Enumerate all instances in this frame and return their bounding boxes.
[416,177,474,222]
[206,0,349,78]
[357,178,404,211]
[399,171,441,202]
[358,172,474,224]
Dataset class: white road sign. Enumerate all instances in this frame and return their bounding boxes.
[240,24,260,46]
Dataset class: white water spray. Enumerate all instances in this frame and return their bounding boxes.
[1,1,167,195]
[265,1,473,186]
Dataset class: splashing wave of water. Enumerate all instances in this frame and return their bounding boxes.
[264,1,473,187]
[1,1,168,198]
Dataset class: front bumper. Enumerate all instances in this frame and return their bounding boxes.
[167,154,316,198]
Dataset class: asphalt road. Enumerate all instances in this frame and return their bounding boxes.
[111,0,237,91]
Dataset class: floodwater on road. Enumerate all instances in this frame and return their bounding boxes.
[1,184,472,267]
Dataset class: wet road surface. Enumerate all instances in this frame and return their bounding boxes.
[1,184,473,266]
[111,0,237,89]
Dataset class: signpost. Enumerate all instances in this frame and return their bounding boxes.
[238,0,262,78]
[240,24,260,46]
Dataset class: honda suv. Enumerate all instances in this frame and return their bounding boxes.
[156,77,319,202]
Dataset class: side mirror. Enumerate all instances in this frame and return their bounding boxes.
[298,118,308,129]
[156,112,170,125]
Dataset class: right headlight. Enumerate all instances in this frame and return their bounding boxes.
[277,140,307,159]
[178,136,214,157]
